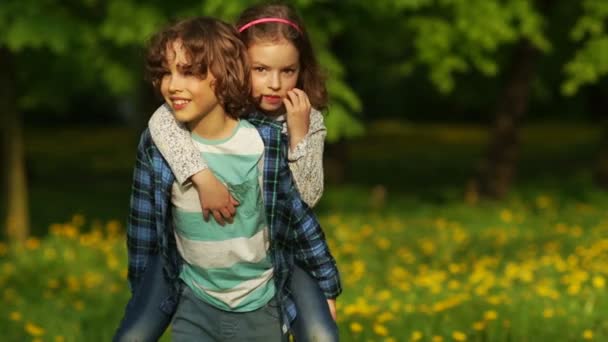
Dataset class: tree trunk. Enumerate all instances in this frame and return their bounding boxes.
[324,140,349,185]
[466,40,538,201]
[590,86,608,188]
[1,47,29,242]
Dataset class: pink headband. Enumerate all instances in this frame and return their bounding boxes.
[238,18,302,34]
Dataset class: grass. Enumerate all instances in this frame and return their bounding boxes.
[0,121,607,340]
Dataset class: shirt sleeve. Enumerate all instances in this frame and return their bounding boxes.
[126,131,158,293]
[284,108,326,207]
[277,137,342,299]
[148,104,207,184]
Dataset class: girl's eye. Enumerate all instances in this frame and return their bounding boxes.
[283,68,295,75]
[253,66,266,72]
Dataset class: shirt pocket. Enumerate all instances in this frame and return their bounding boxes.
[227,176,263,218]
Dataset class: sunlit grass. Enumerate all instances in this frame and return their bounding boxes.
[2,194,608,341]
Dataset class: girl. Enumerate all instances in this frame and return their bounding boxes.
[148,4,337,341]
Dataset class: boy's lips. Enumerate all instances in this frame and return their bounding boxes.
[170,97,191,110]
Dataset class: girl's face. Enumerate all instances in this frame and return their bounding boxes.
[248,39,300,115]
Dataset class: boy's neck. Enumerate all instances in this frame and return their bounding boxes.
[188,107,238,140]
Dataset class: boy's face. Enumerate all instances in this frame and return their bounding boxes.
[248,39,300,115]
[160,40,220,124]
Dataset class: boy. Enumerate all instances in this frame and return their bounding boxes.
[116,17,340,341]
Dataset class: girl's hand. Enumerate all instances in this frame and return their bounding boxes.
[327,299,337,321]
[283,88,311,150]
[190,169,239,226]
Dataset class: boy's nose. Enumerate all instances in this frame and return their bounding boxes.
[168,76,183,93]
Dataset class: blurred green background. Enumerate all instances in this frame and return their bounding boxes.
[1,0,607,341]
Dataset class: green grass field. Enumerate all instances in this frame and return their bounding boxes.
[1,122,607,341]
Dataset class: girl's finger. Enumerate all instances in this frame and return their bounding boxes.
[293,88,310,112]
[287,90,300,109]
[283,96,294,112]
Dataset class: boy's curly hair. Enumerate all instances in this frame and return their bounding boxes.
[146,17,252,118]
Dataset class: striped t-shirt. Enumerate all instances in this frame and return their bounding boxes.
[171,119,275,312]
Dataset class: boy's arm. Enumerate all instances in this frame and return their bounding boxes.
[126,131,158,293]
[277,138,341,299]
[285,108,326,208]
[148,104,237,225]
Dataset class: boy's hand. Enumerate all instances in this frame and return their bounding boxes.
[191,169,239,226]
[327,299,337,321]
[283,88,311,150]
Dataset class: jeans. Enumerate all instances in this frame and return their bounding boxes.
[113,254,173,342]
[114,257,338,341]
[290,265,339,342]
[172,285,286,341]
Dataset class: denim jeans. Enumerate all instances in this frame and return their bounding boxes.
[113,254,173,342]
[172,285,286,341]
[290,265,339,342]
[114,257,337,341]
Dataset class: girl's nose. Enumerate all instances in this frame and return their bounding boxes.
[268,71,281,90]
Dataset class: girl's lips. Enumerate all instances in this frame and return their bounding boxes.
[262,95,282,105]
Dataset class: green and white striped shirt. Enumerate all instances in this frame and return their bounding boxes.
[171,119,275,312]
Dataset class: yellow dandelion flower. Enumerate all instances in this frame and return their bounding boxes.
[74,300,85,311]
[0,242,8,256]
[536,195,551,209]
[592,276,605,289]
[25,238,40,250]
[25,322,45,337]
[543,308,554,318]
[473,321,485,331]
[583,330,593,340]
[432,336,444,342]
[568,283,581,295]
[9,311,22,321]
[375,237,391,250]
[484,310,498,321]
[72,214,85,226]
[55,336,66,342]
[452,331,467,341]
[385,338,397,342]
[377,312,395,323]
[377,290,392,301]
[350,322,363,333]
[411,330,423,341]
[373,323,389,337]
[500,209,513,223]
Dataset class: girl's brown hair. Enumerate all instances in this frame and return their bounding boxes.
[237,4,328,111]
[146,17,252,118]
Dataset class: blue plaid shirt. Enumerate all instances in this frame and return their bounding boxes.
[126,113,341,330]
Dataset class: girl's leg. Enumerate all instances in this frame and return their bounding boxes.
[113,254,174,342]
[290,265,339,342]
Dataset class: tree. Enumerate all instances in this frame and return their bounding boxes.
[0,0,363,239]
[560,0,608,188]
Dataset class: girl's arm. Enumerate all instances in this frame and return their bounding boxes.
[148,104,206,184]
[148,104,237,225]
[285,108,326,207]
[276,137,341,301]
[284,90,326,208]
